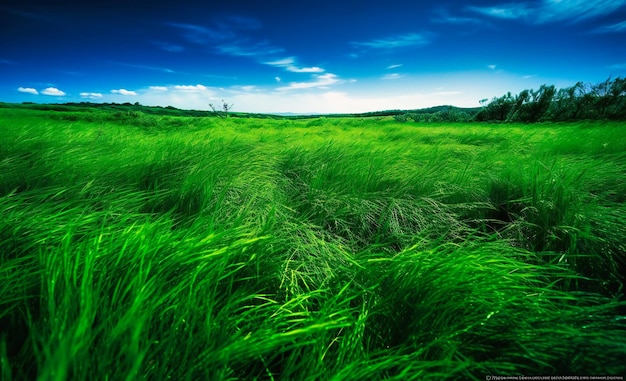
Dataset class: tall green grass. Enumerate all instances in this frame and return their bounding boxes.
[1,109,624,380]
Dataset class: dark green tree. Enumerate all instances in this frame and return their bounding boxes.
[509,85,556,122]
[475,92,515,121]
[548,82,588,121]
[476,76,625,122]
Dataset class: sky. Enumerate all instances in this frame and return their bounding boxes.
[1,0,625,114]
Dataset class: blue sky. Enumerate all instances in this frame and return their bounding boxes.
[1,0,625,113]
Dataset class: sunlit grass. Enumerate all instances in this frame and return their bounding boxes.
[1,109,625,380]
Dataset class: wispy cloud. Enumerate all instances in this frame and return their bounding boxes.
[42,87,65,96]
[167,22,228,44]
[216,15,261,31]
[112,62,176,74]
[152,41,185,52]
[265,57,294,66]
[167,16,317,76]
[111,89,137,96]
[149,86,168,92]
[351,33,431,49]
[238,85,257,92]
[218,40,284,57]
[387,64,403,69]
[467,3,532,19]
[168,15,262,48]
[488,64,497,69]
[431,7,483,24]
[591,20,626,34]
[1,58,15,65]
[277,73,341,91]
[80,92,102,99]
[381,73,403,80]
[537,0,626,23]
[468,0,626,23]
[263,57,325,73]
[18,87,38,95]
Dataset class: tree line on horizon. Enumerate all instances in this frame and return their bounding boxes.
[474,76,626,122]
[394,76,626,123]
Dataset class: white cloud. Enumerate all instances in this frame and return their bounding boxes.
[18,87,38,95]
[382,73,403,80]
[80,92,103,99]
[287,66,324,73]
[240,85,257,92]
[264,56,325,73]
[276,73,341,91]
[275,76,281,82]
[488,64,497,69]
[352,33,430,49]
[265,57,295,66]
[111,89,137,96]
[42,87,66,96]
[387,64,403,69]
[137,84,217,110]
[173,84,209,92]
[142,84,216,95]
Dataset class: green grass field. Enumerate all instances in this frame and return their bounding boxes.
[1,107,625,380]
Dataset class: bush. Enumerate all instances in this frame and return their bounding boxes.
[393,114,409,122]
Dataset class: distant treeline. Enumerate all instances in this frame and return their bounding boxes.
[475,76,626,122]
[0,101,480,120]
[0,102,216,117]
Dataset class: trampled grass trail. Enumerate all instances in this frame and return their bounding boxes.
[1,109,625,380]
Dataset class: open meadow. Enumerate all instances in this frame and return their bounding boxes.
[1,107,625,380]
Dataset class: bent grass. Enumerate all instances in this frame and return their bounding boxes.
[1,110,625,380]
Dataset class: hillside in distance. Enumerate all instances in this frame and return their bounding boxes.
[0,101,481,119]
